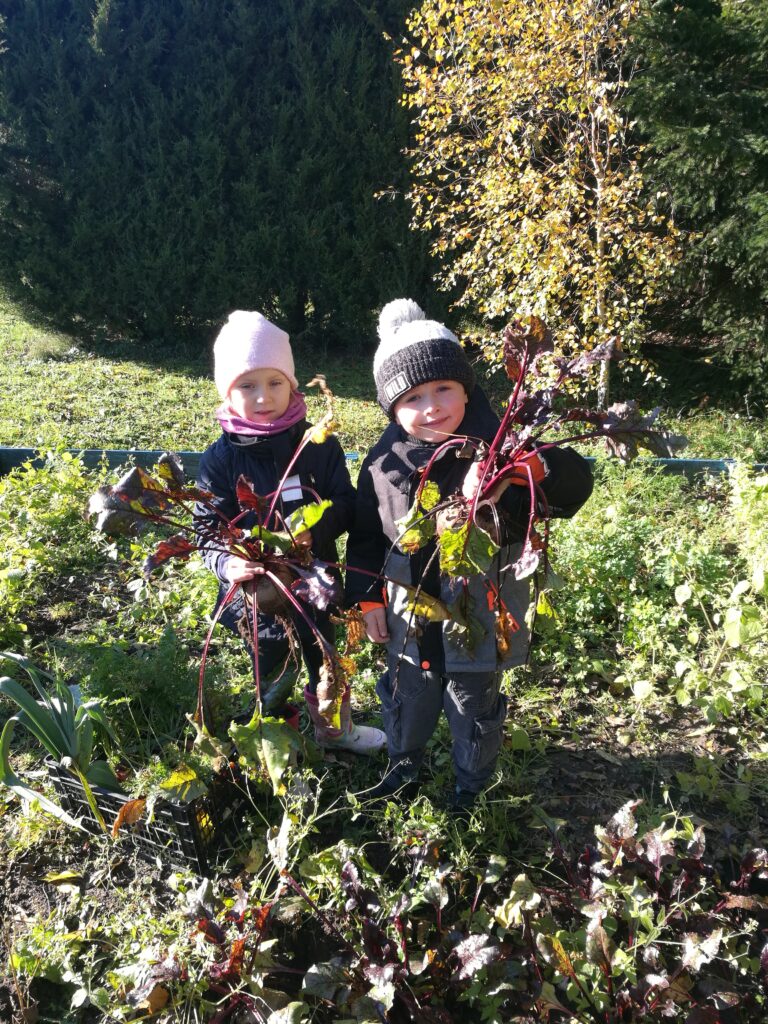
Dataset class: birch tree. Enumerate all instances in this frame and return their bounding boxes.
[398,0,680,404]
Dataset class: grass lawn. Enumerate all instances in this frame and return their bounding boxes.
[0,287,388,456]
[2,286,767,461]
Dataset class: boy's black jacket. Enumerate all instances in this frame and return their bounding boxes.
[345,386,594,607]
[195,422,355,632]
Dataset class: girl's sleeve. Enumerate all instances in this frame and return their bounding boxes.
[344,458,387,607]
[194,445,237,585]
[307,436,357,551]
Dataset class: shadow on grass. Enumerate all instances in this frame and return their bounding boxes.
[5,275,764,412]
[270,705,767,869]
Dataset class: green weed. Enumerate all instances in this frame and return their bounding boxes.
[0,452,103,649]
[528,458,768,725]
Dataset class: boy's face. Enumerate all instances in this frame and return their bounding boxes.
[228,368,293,422]
[393,379,468,442]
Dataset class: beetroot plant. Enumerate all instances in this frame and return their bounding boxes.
[393,317,686,645]
[89,332,683,786]
[269,802,768,1022]
[88,385,353,793]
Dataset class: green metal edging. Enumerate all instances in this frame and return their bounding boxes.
[581,455,768,480]
[0,446,765,482]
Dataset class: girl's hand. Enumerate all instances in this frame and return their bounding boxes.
[293,530,312,549]
[225,556,265,585]
[363,606,390,644]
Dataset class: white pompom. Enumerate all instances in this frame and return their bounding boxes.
[377,298,426,341]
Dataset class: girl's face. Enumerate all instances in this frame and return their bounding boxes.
[228,368,293,422]
[393,379,468,442]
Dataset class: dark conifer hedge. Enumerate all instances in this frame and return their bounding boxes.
[626,0,768,385]
[0,0,435,346]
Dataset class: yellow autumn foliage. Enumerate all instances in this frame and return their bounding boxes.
[398,0,681,397]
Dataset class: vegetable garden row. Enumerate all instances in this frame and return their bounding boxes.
[1,424,767,1020]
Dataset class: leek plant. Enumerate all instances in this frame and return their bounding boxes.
[0,652,120,831]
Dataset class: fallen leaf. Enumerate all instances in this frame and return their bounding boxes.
[111,798,147,838]
[42,869,83,885]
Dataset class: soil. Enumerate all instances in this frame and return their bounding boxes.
[519,675,768,841]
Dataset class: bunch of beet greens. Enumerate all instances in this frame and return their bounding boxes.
[391,317,686,647]
[88,380,349,741]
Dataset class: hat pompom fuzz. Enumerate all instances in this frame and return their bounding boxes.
[377,298,427,340]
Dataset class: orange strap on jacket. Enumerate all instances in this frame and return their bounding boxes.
[485,580,520,631]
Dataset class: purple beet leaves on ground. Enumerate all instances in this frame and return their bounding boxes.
[270,801,766,1021]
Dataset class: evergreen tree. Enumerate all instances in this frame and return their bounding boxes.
[626,0,768,386]
[0,0,434,345]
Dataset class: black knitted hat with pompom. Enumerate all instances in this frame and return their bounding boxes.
[374,299,475,416]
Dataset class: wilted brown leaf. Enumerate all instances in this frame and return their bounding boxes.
[111,798,147,838]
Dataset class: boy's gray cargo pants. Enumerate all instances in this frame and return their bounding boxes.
[375,661,507,792]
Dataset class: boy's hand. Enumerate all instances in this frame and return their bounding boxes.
[226,556,265,585]
[463,451,547,504]
[462,460,511,504]
[363,606,390,644]
[508,450,547,488]
[461,459,484,502]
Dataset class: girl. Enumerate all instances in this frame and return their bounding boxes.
[196,310,385,753]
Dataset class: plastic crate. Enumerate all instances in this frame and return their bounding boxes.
[47,760,249,877]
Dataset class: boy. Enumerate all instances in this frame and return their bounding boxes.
[345,299,593,808]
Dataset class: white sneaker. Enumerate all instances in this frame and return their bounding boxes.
[320,723,387,755]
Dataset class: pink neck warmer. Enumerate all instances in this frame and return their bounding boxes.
[216,391,308,437]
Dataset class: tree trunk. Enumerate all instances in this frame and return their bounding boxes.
[593,120,610,410]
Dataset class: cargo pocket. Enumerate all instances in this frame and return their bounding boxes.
[449,676,498,717]
[470,694,507,775]
[390,661,430,701]
[376,670,403,750]
[380,664,443,755]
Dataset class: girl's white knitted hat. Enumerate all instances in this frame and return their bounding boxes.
[213,310,298,398]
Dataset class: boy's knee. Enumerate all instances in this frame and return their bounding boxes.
[446,674,500,719]
[377,665,442,753]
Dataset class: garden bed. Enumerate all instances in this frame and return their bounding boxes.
[1,430,767,1022]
